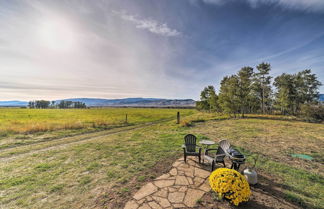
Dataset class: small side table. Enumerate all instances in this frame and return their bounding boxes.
[199,140,216,162]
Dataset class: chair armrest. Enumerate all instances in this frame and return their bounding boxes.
[181,145,187,153]
[215,153,226,157]
[206,148,218,151]
[229,156,246,161]
[205,148,218,155]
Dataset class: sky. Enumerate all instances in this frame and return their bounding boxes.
[0,0,323,101]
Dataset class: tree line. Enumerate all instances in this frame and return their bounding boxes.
[28,100,87,109]
[197,62,323,120]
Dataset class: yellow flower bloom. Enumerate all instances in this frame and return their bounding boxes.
[209,168,251,206]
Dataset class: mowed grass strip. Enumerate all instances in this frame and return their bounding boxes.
[0,119,192,209]
[0,123,166,159]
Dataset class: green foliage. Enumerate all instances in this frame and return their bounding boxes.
[237,67,255,117]
[218,66,255,117]
[254,62,273,114]
[196,85,220,112]
[300,104,324,122]
[197,62,322,119]
[29,100,87,109]
[58,100,86,109]
[218,75,240,116]
[28,100,51,109]
[274,70,322,115]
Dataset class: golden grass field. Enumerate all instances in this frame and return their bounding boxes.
[0,108,195,134]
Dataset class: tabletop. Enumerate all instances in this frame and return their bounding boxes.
[199,140,215,145]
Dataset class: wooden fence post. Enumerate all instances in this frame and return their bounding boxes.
[177,112,180,124]
[125,114,128,123]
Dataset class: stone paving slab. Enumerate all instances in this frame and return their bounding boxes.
[124,157,211,209]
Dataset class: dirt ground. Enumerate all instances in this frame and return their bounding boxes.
[196,171,302,209]
[94,154,182,209]
[96,155,306,209]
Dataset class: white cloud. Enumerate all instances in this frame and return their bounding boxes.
[199,0,324,12]
[114,11,181,37]
[202,0,225,5]
[247,0,324,12]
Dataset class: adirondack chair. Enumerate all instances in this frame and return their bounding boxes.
[219,139,245,170]
[228,147,246,170]
[219,139,230,153]
[204,145,226,171]
[182,134,201,163]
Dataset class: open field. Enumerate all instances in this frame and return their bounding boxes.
[0,108,195,134]
[0,108,194,150]
[0,109,323,209]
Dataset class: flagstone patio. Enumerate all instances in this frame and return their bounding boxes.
[124,157,211,209]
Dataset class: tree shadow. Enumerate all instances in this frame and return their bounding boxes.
[249,173,315,209]
[244,115,323,124]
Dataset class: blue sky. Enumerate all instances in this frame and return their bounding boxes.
[0,0,323,100]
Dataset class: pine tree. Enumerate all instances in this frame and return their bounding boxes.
[237,67,254,117]
[218,76,240,117]
[254,62,272,114]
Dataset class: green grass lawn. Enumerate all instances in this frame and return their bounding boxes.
[0,109,323,208]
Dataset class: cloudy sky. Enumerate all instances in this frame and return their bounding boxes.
[0,0,323,101]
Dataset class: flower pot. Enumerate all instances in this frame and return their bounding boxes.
[243,168,258,185]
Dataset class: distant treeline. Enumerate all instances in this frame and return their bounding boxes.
[197,62,323,121]
[28,100,87,109]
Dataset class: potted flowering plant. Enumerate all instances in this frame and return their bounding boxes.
[209,168,251,206]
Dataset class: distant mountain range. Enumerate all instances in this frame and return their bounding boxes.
[0,100,28,107]
[0,98,196,107]
[1,94,323,107]
[320,94,324,102]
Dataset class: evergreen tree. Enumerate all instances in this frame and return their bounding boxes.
[274,70,321,114]
[218,76,240,117]
[237,67,254,117]
[28,101,35,108]
[295,69,321,104]
[196,85,219,112]
[273,73,296,114]
[254,62,272,114]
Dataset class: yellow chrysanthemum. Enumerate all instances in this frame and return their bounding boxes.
[209,168,251,206]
